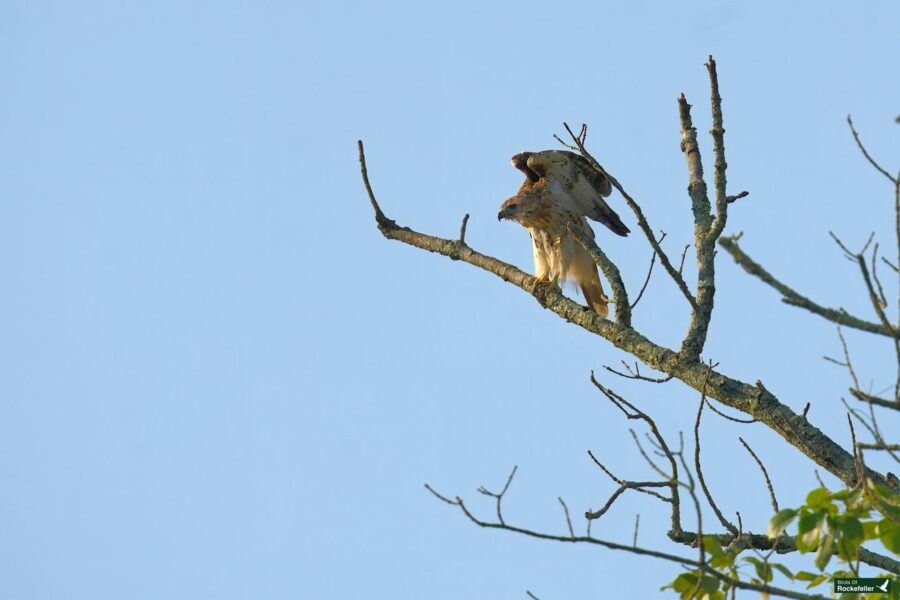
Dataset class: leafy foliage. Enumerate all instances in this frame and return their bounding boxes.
[663,482,899,598]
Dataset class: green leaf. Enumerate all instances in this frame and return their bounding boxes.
[863,520,879,540]
[701,535,724,557]
[709,553,734,569]
[806,574,828,589]
[771,562,794,580]
[831,569,855,578]
[741,556,772,582]
[661,572,697,594]
[698,575,720,594]
[878,501,900,523]
[838,515,864,543]
[806,487,832,509]
[831,489,854,500]
[873,484,900,505]
[794,570,819,581]
[878,518,900,553]
[768,508,798,538]
[798,508,826,534]
[814,529,835,570]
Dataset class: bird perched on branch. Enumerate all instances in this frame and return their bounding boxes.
[497,150,629,317]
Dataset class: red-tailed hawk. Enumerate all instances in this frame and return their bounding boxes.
[497,150,630,317]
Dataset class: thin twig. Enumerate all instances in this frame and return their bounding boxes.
[476,466,518,526]
[357,140,396,230]
[631,231,667,309]
[558,497,575,538]
[603,361,674,383]
[587,450,671,503]
[633,514,640,547]
[458,213,470,245]
[847,116,898,185]
[849,388,900,411]
[704,398,756,423]
[726,191,749,204]
[694,365,738,534]
[739,437,779,512]
[678,244,690,275]
[859,443,900,451]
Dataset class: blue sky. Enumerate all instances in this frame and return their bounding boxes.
[0,1,898,598]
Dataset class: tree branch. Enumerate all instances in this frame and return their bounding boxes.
[706,56,730,243]
[567,224,631,326]
[426,482,832,599]
[561,123,698,310]
[359,139,887,489]
[719,235,895,338]
[670,530,899,574]
[678,92,717,360]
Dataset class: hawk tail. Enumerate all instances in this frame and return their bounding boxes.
[580,273,609,318]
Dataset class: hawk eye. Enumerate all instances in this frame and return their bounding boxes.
[508,203,518,210]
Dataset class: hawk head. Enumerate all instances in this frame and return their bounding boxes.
[497,190,551,226]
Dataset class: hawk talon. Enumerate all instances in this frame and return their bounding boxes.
[530,274,561,305]
[530,274,560,293]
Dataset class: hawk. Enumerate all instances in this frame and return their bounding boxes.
[497,150,630,317]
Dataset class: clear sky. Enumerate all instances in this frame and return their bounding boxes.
[1,1,898,598]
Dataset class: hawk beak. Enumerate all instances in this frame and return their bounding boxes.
[497,209,507,221]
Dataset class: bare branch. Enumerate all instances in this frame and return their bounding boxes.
[726,190,749,204]
[603,360,674,383]
[678,244,690,275]
[476,465,518,526]
[720,235,895,338]
[706,56,730,242]
[587,450,671,503]
[670,529,899,574]
[849,388,900,411]
[739,437,779,512]
[704,398,757,424]
[558,497,575,538]
[458,213,470,246]
[694,365,739,534]
[358,140,396,231]
[836,327,862,390]
[567,224,631,326]
[425,483,458,505]
[630,231,666,310]
[677,92,717,360]
[430,470,834,598]
[847,115,898,185]
[363,134,889,492]
[847,413,865,488]
[562,122,698,310]
[859,443,900,451]
[872,243,889,308]
[585,479,672,521]
[633,514,640,547]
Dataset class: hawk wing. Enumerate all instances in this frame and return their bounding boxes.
[526,150,630,236]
